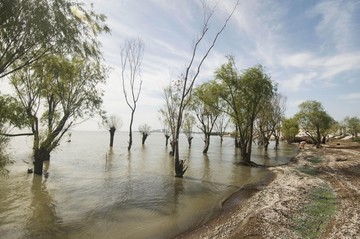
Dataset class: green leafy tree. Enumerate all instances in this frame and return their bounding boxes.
[191,81,221,153]
[295,100,335,148]
[0,94,28,174]
[0,0,109,79]
[182,112,195,148]
[344,116,360,138]
[11,55,106,174]
[281,117,299,143]
[216,57,275,164]
[256,93,286,150]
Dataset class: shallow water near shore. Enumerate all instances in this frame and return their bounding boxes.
[0,131,296,239]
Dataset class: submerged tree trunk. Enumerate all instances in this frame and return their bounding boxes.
[142,133,148,145]
[165,134,170,147]
[203,133,210,154]
[128,110,135,151]
[187,136,193,148]
[109,127,116,147]
[33,147,50,175]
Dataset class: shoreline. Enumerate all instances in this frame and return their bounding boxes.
[174,141,360,238]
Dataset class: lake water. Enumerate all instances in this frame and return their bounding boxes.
[0,131,296,239]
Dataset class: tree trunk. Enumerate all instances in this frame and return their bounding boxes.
[142,133,148,145]
[203,133,210,154]
[264,138,269,151]
[187,136,193,148]
[274,136,280,150]
[33,147,50,175]
[109,127,116,147]
[165,135,170,147]
[128,110,135,151]
[220,135,223,144]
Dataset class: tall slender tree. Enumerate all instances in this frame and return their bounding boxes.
[120,38,144,151]
[172,0,239,177]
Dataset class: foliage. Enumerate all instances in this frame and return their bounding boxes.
[191,80,222,153]
[281,117,299,143]
[344,116,360,138]
[182,112,195,147]
[103,115,122,131]
[256,93,286,150]
[295,100,335,148]
[0,0,109,78]
[10,54,106,173]
[216,56,275,163]
[138,123,151,134]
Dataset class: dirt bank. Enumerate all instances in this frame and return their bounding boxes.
[175,140,360,238]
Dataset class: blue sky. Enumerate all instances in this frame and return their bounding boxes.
[85,0,360,131]
[4,0,359,131]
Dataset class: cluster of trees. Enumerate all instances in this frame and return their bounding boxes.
[281,101,360,147]
[0,0,110,174]
[159,56,283,168]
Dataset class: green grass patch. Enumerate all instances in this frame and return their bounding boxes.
[297,165,320,176]
[306,156,322,164]
[352,137,360,142]
[293,184,337,239]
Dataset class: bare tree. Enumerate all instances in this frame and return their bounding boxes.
[104,115,123,147]
[120,38,144,151]
[172,1,239,177]
[138,123,151,145]
[159,85,180,155]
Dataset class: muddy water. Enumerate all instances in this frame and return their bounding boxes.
[0,131,296,239]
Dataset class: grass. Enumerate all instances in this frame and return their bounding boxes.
[293,184,337,239]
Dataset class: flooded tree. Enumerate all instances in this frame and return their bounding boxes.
[182,112,195,148]
[256,93,286,150]
[171,1,239,177]
[191,81,221,154]
[10,55,106,175]
[120,38,144,151]
[138,124,151,145]
[104,115,123,147]
[0,0,110,79]
[214,114,229,144]
[216,58,275,165]
[295,100,335,148]
[159,85,180,155]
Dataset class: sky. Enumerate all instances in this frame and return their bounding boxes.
[3,0,360,131]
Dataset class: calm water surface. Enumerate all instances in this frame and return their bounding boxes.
[0,131,296,239]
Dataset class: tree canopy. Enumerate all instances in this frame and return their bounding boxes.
[295,100,334,148]
[0,0,109,78]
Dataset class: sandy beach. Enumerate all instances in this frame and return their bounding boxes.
[175,139,360,238]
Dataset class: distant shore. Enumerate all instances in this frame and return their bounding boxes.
[175,140,360,238]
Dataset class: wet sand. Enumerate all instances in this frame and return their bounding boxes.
[175,140,360,238]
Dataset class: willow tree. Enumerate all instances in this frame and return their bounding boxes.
[182,112,195,148]
[191,81,221,154]
[0,0,109,79]
[295,100,335,148]
[104,115,122,147]
[120,38,144,151]
[171,0,239,177]
[216,57,275,165]
[11,55,106,174]
[138,123,151,145]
